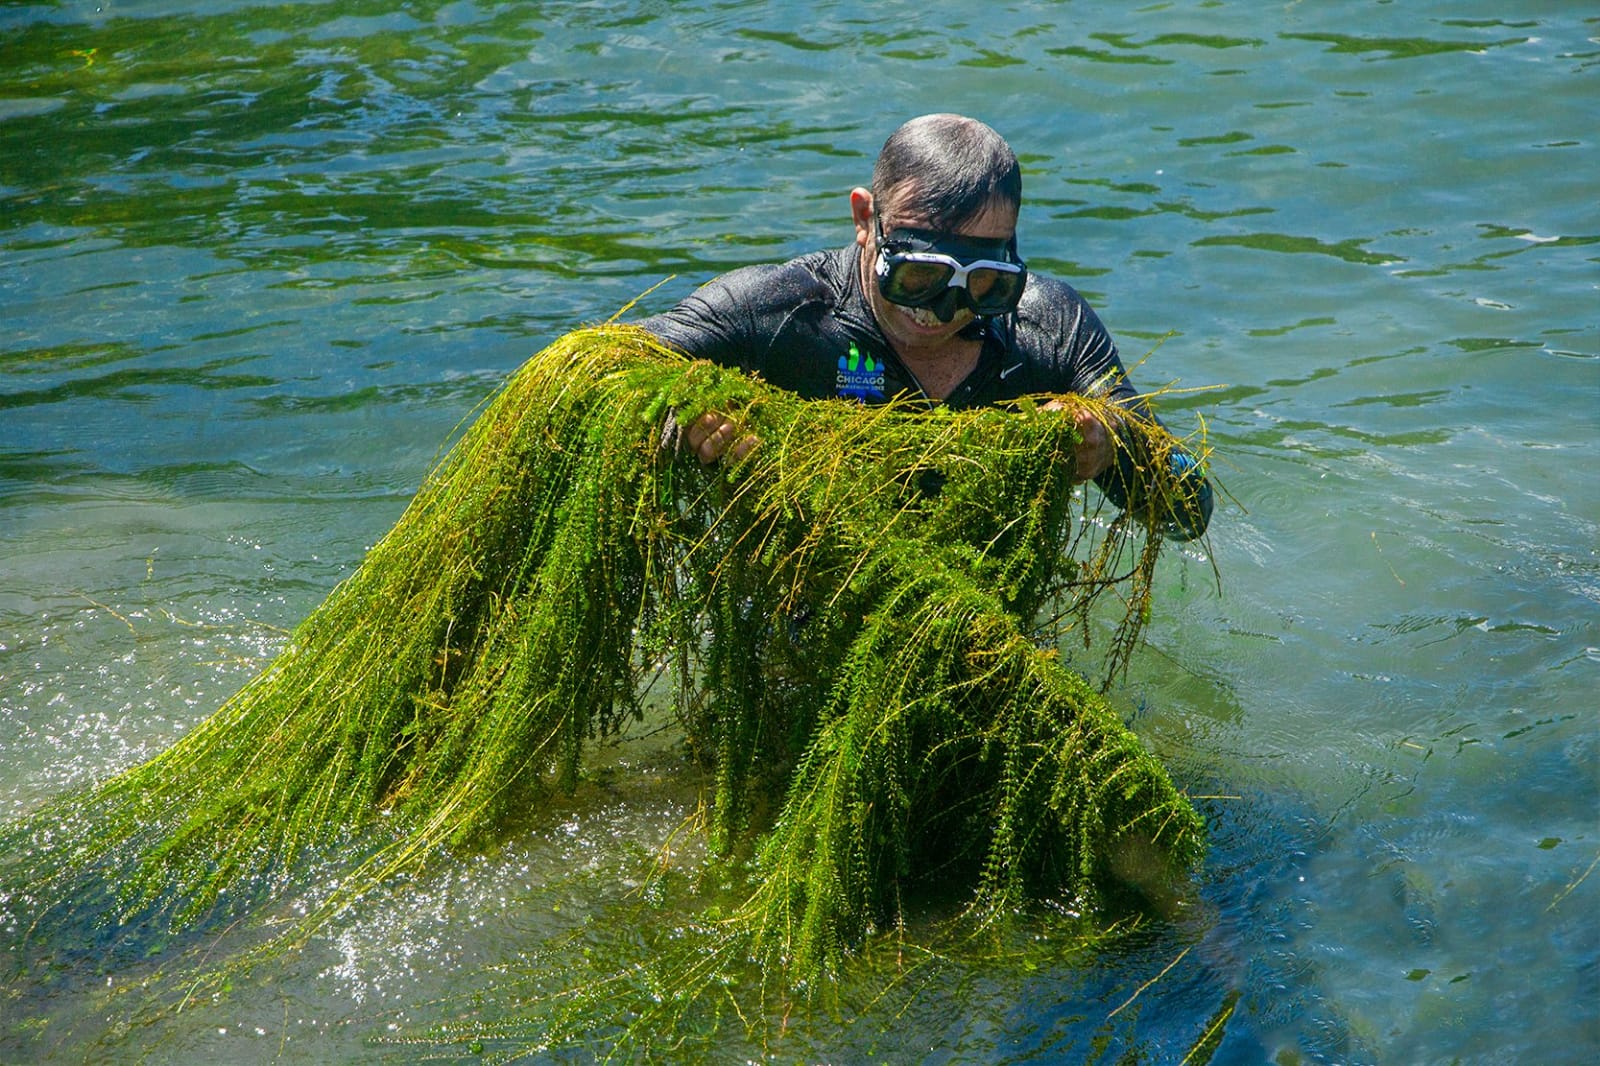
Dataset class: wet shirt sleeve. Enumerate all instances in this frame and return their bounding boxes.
[635,253,859,400]
[635,265,777,374]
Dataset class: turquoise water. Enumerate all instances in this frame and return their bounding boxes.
[2,0,1595,1061]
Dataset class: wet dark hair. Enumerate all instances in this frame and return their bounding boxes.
[871,114,1022,230]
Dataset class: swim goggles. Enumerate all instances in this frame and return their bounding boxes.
[873,215,1028,321]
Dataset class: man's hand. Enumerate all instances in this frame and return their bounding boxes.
[684,411,758,465]
[1070,408,1117,482]
[1042,400,1116,482]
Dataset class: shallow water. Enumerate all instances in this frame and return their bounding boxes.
[2,1,1596,1062]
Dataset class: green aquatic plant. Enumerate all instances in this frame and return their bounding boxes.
[1,324,1209,1011]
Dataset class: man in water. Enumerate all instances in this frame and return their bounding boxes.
[639,112,1212,540]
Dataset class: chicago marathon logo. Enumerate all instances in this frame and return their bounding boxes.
[836,342,884,401]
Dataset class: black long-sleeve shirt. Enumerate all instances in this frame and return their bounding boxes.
[638,244,1211,539]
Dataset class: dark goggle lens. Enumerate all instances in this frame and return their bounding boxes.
[881,255,1025,314]
[964,266,1025,311]
[885,260,955,299]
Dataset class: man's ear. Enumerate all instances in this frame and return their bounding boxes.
[850,187,873,247]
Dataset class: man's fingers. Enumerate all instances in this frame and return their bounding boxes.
[684,411,757,465]
[685,411,721,445]
[684,412,723,461]
[695,420,727,464]
[1072,408,1116,482]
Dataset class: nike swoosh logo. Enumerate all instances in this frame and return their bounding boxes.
[1000,362,1024,380]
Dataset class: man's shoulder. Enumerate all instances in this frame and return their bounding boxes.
[692,248,844,313]
[975,270,1121,398]
[1014,271,1098,327]
[637,247,853,366]
[1004,272,1110,353]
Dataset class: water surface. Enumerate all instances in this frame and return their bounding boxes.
[3,1,1596,1062]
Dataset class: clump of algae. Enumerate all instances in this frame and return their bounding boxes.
[0,324,1211,1053]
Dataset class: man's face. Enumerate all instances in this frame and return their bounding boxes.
[854,188,1019,357]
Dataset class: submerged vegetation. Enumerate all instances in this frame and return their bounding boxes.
[1,325,1212,1056]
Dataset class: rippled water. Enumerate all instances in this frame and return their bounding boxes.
[3,1,1596,1062]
